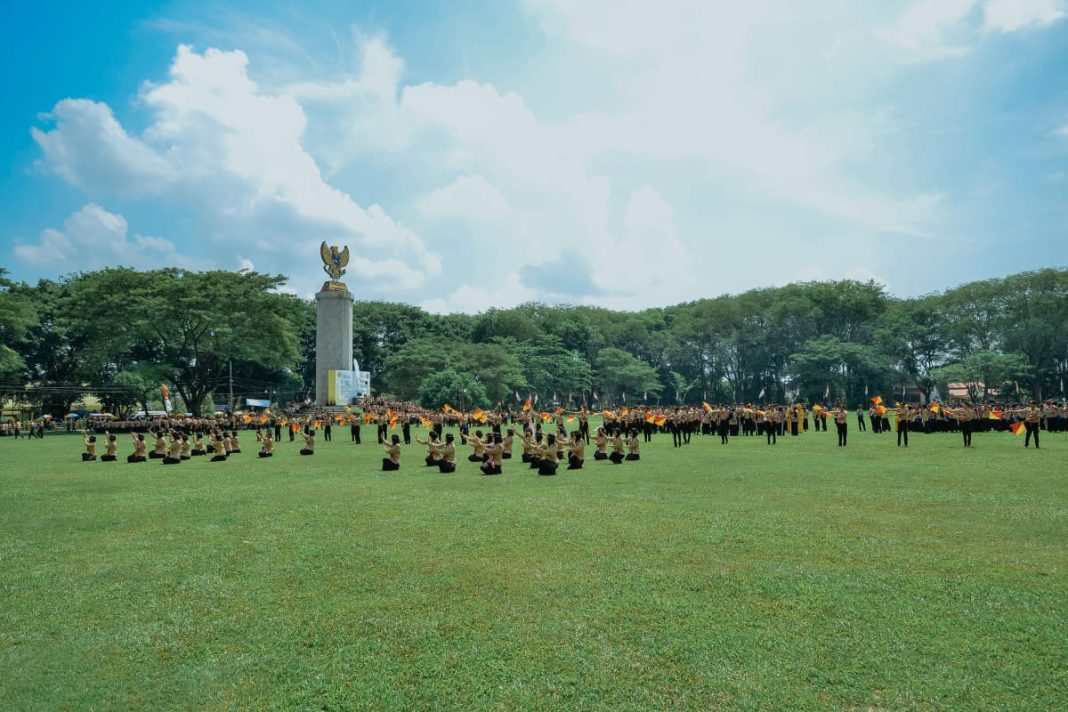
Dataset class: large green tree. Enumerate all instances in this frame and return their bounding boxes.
[63,268,302,416]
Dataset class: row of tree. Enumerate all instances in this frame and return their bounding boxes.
[1,266,1066,416]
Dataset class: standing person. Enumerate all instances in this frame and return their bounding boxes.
[323,418,332,442]
[402,417,412,446]
[956,404,974,447]
[381,434,401,471]
[766,407,779,445]
[834,405,848,447]
[376,415,388,445]
[856,405,866,432]
[869,403,880,434]
[350,415,360,443]
[1024,401,1041,449]
[896,403,910,448]
[273,418,282,442]
[671,414,683,448]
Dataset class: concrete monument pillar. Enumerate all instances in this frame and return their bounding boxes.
[315,289,353,405]
[315,241,354,406]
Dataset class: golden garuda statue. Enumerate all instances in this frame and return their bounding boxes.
[320,241,350,291]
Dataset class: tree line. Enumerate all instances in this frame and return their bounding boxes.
[1,266,1066,417]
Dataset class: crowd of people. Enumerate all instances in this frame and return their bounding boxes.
[51,396,1068,467]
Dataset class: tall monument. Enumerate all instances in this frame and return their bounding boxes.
[315,241,354,406]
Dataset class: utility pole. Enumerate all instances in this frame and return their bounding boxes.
[228,360,234,412]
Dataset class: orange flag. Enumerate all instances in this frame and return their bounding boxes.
[522,398,531,412]
[621,406,630,416]
[929,403,941,413]
[989,410,1003,420]
[644,412,655,423]
[242,414,252,424]
[602,408,612,419]
[389,416,398,429]
[654,415,667,427]
[876,405,888,415]
[419,416,432,428]
[702,402,713,412]
[871,396,883,405]
[1010,421,1026,435]
[313,420,321,429]
[540,411,552,423]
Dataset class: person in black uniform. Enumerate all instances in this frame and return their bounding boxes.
[833,405,848,447]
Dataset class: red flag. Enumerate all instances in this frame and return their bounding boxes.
[1010,422,1025,436]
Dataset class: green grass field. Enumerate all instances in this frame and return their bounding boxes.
[1,424,1065,711]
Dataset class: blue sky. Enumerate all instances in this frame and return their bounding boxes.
[2,0,1067,311]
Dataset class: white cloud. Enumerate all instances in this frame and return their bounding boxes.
[30,44,440,294]
[882,0,1066,58]
[23,4,1066,309]
[13,203,200,272]
[885,0,979,60]
[983,0,1065,32]
[31,99,175,194]
[416,174,511,221]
